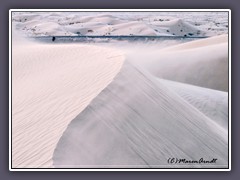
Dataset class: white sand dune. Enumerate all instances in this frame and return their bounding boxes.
[12,32,124,168]
[110,21,158,36]
[53,61,228,168]
[63,21,158,36]
[128,35,228,91]
[150,18,206,37]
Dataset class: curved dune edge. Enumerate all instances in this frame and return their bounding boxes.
[159,79,228,130]
[12,36,125,168]
[53,61,228,168]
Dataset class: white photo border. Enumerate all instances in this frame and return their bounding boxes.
[9,9,231,171]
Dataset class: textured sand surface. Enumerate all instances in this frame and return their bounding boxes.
[12,35,124,168]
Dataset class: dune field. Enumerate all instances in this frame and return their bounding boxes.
[11,12,229,169]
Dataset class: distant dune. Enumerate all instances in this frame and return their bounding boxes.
[12,13,219,37]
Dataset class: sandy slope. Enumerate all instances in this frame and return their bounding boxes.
[159,79,228,130]
[12,33,124,168]
[128,35,228,91]
[53,61,228,168]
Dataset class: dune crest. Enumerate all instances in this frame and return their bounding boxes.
[12,33,124,168]
[53,61,228,168]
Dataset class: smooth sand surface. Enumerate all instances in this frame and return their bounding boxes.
[12,33,124,168]
[128,35,228,91]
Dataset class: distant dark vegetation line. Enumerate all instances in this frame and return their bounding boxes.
[33,35,208,39]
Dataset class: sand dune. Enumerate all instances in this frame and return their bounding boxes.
[53,61,228,168]
[12,33,124,168]
[151,18,206,37]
